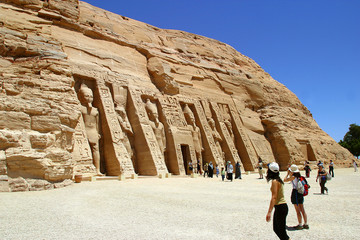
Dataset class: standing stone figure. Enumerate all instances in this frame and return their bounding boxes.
[183,104,204,163]
[208,118,224,161]
[113,85,136,169]
[78,84,102,175]
[145,99,166,156]
[115,104,135,163]
[224,119,235,143]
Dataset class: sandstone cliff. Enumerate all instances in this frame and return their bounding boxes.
[0,0,355,191]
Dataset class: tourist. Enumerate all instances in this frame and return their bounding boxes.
[227,161,233,181]
[284,164,309,230]
[316,164,328,194]
[317,161,322,167]
[235,161,242,179]
[203,163,208,177]
[188,161,193,175]
[216,164,219,178]
[208,161,214,178]
[353,160,358,172]
[304,161,311,178]
[266,162,290,240]
[197,160,201,175]
[329,160,334,177]
[221,167,225,181]
[258,158,264,179]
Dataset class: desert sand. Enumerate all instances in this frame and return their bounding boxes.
[1,168,359,240]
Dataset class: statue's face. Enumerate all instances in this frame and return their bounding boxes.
[118,108,126,118]
[82,90,93,104]
[152,111,159,119]
[209,119,215,128]
[189,114,195,124]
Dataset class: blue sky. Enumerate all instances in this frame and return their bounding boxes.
[84,0,359,142]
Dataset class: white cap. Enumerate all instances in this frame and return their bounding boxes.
[268,162,279,173]
[289,164,300,173]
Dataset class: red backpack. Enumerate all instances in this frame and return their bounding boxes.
[300,176,310,196]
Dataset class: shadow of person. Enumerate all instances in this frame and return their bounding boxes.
[286,226,302,231]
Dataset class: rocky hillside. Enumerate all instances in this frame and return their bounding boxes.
[0,0,355,191]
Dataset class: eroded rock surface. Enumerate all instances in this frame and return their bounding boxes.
[0,0,355,191]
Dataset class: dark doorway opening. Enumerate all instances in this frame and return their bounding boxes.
[181,145,191,175]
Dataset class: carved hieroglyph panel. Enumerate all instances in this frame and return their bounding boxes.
[97,85,134,175]
[159,96,188,128]
[129,88,168,174]
[72,115,92,161]
[131,88,156,124]
[229,102,258,170]
[142,124,166,170]
[210,102,241,165]
[192,100,221,165]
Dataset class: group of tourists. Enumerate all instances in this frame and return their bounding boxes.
[266,160,337,239]
[188,157,358,240]
[220,161,242,181]
[266,163,307,240]
[189,160,242,181]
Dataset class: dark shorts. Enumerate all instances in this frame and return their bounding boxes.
[291,189,304,205]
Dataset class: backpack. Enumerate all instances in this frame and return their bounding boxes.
[299,176,310,196]
[326,173,332,181]
[296,179,304,195]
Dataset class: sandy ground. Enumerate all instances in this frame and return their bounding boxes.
[1,168,359,240]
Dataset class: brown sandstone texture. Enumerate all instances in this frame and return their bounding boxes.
[0,0,355,191]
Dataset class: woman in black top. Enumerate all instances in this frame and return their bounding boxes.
[316,164,328,194]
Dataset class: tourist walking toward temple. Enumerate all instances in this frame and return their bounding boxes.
[208,161,214,178]
[329,160,334,177]
[216,165,219,177]
[266,162,290,240]
[304,161,311,178]
[258,158,264,179]
[197,160,201,175]
[235,161,242,179]
[188,161,193,175]
[316,164,328,194]
[203,163,208,177]
[284,164,309,230]
[227,161,233,181]
[221,167,225,181]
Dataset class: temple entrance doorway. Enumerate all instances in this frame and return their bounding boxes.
[298,140,317,162]
[181,145,191,175]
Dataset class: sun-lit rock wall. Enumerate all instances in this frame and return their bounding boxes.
[0,0,355,191]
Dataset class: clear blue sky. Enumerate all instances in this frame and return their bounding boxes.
[84,0,359,142]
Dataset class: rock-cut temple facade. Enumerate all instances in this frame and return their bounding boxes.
[0,0,355,191]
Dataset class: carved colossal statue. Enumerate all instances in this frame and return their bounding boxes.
[224,119,235,143]
[113,86,135,166]
[78,84,102,175]
[208,118,224,160]
[115,104,134,160]
[145,99,166,155]
[183,104,203,162]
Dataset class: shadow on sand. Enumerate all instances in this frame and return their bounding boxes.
[286,226,307,231]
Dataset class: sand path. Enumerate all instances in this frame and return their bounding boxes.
[1,168,359,239]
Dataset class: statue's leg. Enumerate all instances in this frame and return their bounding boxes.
[90,142,102,175]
